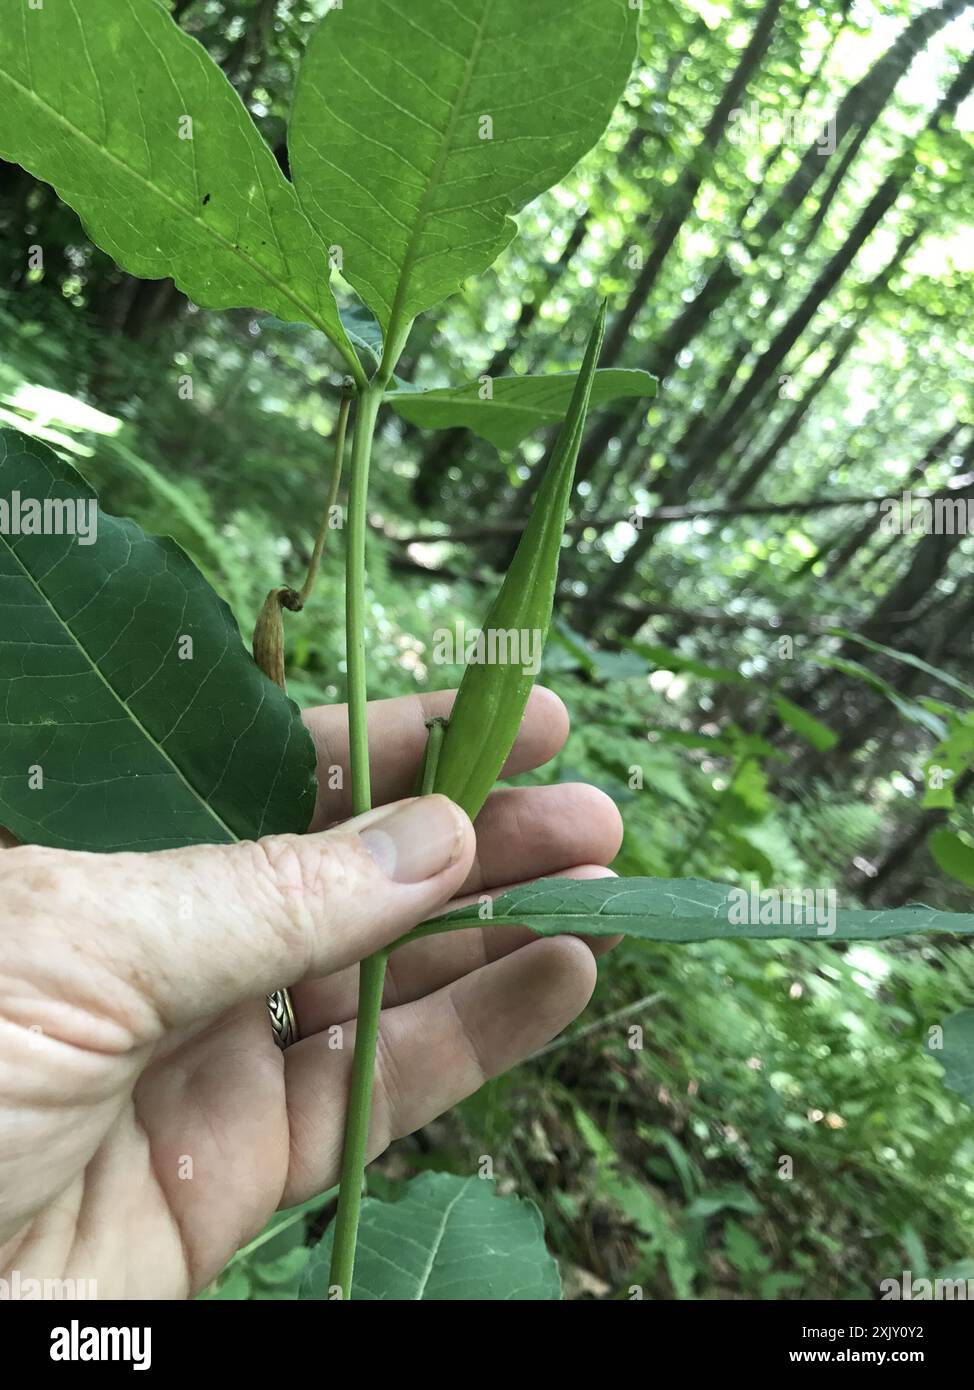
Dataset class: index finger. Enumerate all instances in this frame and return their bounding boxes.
[304,684,569,827]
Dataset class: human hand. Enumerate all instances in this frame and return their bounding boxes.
[0,687,621,1299]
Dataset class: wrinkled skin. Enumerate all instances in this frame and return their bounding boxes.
[0,688,622,1298]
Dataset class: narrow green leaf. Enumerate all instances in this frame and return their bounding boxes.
[928,829,974,889]
[815,655,948,740]
[387,369,656,451]
[301,1172,561,1300]
[0,429,316,851]
[290,0,638,337]
[624,639,744,684]
[402,875,974,948]
[0,0,362,380]
[432,304,607,819]
[927,1009,974,1109]
[773,696,839,751]
[830,628,974,703]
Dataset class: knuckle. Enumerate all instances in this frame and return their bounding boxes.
[244,833,352,965]
[448,993,490,1089]
[372,1024,406,1148]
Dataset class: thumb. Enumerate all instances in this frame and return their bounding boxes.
[14,796,474,1043]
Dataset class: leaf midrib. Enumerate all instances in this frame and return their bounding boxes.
[413,1175,474,1299]
[0,520,238,844]
[0,63,341,356]
[398,393,639,427]
[381,0,497,345]
[445,907,973,933]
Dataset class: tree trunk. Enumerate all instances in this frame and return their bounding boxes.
[752,0,971,242]
[567,0,787,490]
[722,218,924,502]
[724,323,862,502]
[861,488,974,641]
[599,0,786,368]
[686,52,974,467]
[636,0,972,384]
[861,771,972,902]
[824,423,966,581]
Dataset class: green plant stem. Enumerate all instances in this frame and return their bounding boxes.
[251,382,354,692]
[327,949,388,1299]
[297,383,353,607]
[415,717,449,795]
[328,715,451,1297]
[344,387,383,816]
[327,382,385,1300]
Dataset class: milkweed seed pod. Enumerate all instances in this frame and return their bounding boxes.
[433,304,607,819]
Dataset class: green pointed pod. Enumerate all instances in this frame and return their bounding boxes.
[433,303,613,819]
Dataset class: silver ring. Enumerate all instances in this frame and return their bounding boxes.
[267,987,299,1050]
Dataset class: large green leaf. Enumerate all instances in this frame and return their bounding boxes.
[0,429,316,852]
[387,369,657,450]
[301,1173,561,1300]
[0,0,361,379]
[402,876,974,947]
[928,829,974,889]
[290,0,638,337]
[928,1010,974,1109]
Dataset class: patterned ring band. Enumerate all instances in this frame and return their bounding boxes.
[267,987,299,1050]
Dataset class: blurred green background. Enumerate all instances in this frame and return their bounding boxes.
[1,0,973,1298]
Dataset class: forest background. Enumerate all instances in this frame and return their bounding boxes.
[1,0,973,1299]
